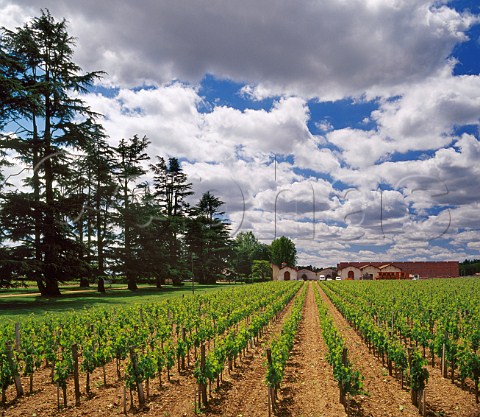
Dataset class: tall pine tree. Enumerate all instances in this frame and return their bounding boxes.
[186,192,232,284]
[67,128,115,288]
[150,156,193,285]
[1,10,104,295]
[113,135,150,290]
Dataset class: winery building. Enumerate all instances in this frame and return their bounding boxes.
[337,261,459,280]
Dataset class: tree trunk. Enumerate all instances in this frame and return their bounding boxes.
[98,276,105,293]
[32,116,44,295]
[86,372,90,394]
[124,178,137,291]
[43,274,61,296]
[42,88,61,297]
[96,177,105,279]
[62,385,67,408]
[86,178,93,287]
[36,278,47,296]
[475,375,478,404]
[77,206,88,288]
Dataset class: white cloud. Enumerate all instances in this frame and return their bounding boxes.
[327,129,388,169]
[314,120,334,133]
[2,0,477,98]
[0,2,31,28]
[325,69,480,171]
[372,68,480,150]
[84,88,313,163]
[294,138,341,174]
[7,76,480,264]
[203,97,313,157]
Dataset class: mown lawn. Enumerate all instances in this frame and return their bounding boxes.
[0,282,238,323]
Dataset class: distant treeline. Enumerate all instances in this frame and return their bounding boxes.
[460,259,480,276]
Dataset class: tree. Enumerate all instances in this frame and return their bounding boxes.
[112,135,150,290]
[150,156,193,286]
[0,148,13,287]
[0,40,33,129]
[0,10,104,295]
[69,131,116,288]
[251,260,272,282]
[232,231,269,277]
[270,236,296,268]
[132,190,170,287]
[186,192,232,284]
[460,259,480,276]
[151,157,193,217]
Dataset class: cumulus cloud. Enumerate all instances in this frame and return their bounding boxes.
[294,138,341,174]
[2,0,477,98]
[372,68,480,149]
[0,2,30,28]
[83,86,314,165]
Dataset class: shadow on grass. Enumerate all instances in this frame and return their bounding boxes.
[0,284,233,319]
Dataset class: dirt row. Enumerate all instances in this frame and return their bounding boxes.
[317,285,420,417]
[275,282,346,417]
[318,284,480,417]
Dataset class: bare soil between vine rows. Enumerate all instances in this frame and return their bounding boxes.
[318,284,480,417]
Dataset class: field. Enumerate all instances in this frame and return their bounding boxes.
[0,283,228,321]
[1,279,480,417]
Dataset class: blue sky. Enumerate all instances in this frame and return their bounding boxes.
[1,0,480,266]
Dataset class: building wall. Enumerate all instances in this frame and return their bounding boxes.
[318,268,335,279]
[298,269,317,280]
[275,266,298,281]
[377,271,409,280]
[379,264,402,273]
[339,266,362,280]
[272,264,280,280]
[359,265,380,279]
[337,261,459,278]
[400,262,459,278]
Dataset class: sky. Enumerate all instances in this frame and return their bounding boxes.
[1,0,480,267]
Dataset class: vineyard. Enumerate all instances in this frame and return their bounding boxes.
[1,279,480,416]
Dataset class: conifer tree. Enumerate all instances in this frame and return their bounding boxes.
[113,134,150,290]
[0,10,104,295]
[150,156,193,285]
[186,192,232,284]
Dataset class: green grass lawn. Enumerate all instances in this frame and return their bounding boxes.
[0,280,130,294]
[0,282,238,323]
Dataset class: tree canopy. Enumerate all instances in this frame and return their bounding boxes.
[270,236,297,268]
[232,231,270,277]
[0,9,104,295]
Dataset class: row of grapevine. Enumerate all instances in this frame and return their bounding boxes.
[193,281,303,409]
[324,279,480,403]
[313,284,362,406]
[320,282,429,409]
[0,281,300,409]
[265,283,308,414]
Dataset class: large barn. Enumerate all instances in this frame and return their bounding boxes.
[337,261,459,280]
